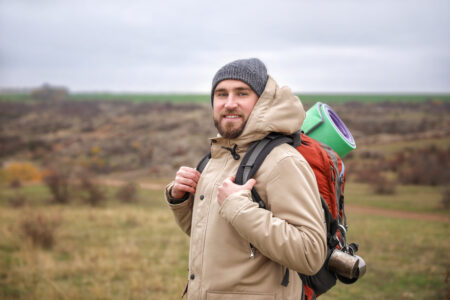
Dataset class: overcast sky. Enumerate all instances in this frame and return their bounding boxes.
[1,0,449,93]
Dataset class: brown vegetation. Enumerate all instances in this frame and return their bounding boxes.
[391,146,449,186]
[0,100,449,191]
[80,174,106,206]
[0,100,214,178]
[442,188,450,209]
[20,212,61,249]
[8,194,27,208]
[116,181,139,203]
[44,167,72,204]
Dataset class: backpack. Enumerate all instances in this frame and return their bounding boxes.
[196,131,364,300]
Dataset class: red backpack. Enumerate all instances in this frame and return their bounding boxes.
[296,133,347,300]
[197,131,364,300]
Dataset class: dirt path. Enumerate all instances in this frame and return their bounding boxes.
[346,204,449,224]
[98,178,449,223]
[96,178,167,190]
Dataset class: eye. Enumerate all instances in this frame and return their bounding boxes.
[215,91,227,97]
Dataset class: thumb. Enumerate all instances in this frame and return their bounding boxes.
[227,176,236,183]
[243,178,256,190]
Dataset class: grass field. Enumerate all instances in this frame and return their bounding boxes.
[68,93,450,104]
[1,92,450,104]
[0,182,448,299]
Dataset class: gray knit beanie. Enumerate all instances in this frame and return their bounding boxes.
[211,58,268,104]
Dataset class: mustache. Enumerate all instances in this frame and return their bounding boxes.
[221,109,243,117]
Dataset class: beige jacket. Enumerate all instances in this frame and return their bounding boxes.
[165,76,327,300]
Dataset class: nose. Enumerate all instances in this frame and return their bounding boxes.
[224,94,238,109]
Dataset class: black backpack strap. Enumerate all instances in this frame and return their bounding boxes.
[236,133,293,183]
[320,197,339,248]
[196,152,211,173]
[235,133,294,209]
[281,268,290,287]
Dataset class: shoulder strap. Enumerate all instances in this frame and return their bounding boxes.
[236,133,294,184]
[196,152,211,173]
[235,133,296,209]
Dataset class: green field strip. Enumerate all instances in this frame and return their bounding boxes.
[1,93,449,103]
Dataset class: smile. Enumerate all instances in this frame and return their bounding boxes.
[223,114,241,119]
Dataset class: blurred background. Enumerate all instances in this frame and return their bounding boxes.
[0,0,449,299]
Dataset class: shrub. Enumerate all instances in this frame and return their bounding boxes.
[350,161,387,184]
[372,175,397,195]
[80,175,106,206]
[9,179,22,188]
[2,162,42,184]
[391,146,449,186]
[352,164,397,195]
[20,213,60,249]
[116,182,139,203]
[8,194,27,208]
[44,168,71,204]
[442,188,450,210]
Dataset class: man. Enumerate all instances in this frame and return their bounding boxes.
[165,58,327,300]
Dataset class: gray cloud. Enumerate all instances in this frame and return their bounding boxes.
[1,0,449,92]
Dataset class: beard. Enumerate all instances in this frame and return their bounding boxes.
[213,109,247,139]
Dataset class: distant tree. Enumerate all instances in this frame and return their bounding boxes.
[31,83,69,101]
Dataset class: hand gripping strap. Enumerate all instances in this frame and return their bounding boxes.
[235,133,294,209]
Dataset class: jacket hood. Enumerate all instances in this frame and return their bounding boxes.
[214,76,306,147]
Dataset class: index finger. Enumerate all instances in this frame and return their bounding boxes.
[179,166,201,181]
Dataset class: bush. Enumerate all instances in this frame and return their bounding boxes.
[9,179,22,188]
[2,162,42,184]
[391,146,449,186]
[44,168,71,204]
[442,188,450,210]
[372,175,397,195]
[80,175,106,206]
[351,164,397,195]
[8,194,27,208]
[20,213,60,249]
[116,182,139,203]
[350,161,388,184]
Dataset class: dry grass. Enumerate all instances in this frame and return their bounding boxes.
[321,213,449,299]
[0,182,448,299]
[19,211,61,249]
[0,199,189,299]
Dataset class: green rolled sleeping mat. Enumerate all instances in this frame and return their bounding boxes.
[302,102,356,157]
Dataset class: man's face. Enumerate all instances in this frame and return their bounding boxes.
[213,80,259,139]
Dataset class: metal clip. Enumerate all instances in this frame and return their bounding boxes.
[338,224,347,248]
[250,246,255,259]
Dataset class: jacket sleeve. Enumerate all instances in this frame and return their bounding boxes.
[218,154,327,275]
[165,182,194,236]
